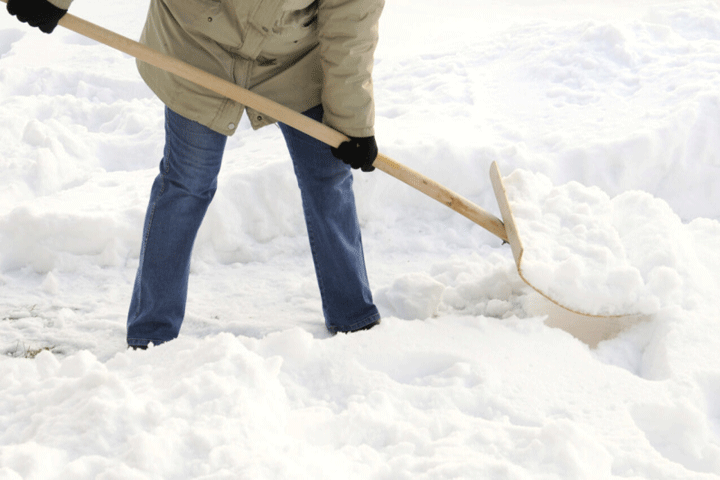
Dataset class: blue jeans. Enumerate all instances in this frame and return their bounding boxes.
[127,106,380,347]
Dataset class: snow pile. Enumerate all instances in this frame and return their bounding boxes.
[2,0,720,478]
[504,168,719,317]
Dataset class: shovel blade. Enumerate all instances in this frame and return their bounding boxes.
[489,161,635,318]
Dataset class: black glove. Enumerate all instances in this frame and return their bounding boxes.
[331,136,377,172]
[7,0,67,34]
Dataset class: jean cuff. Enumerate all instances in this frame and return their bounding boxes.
[328,312,381,334]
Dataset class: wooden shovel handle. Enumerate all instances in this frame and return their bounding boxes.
[4,5,508,241]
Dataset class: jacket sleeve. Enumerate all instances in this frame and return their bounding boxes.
[48,0,73,10]
[317,0,385,138]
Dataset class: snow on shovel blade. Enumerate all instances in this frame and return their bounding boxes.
[490,161,659,318]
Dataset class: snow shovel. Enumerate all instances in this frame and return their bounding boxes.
[4,6,599,317]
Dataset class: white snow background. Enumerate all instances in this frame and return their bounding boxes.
[2,0,720,478]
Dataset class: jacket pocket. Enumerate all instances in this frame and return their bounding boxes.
[162,0,239,47]
[260,1,318,56]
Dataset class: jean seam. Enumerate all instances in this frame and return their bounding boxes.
[303,200,327,316]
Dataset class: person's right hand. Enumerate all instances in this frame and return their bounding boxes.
[7,0,67,34]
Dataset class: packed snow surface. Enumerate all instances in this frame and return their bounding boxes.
[2,0,720,478]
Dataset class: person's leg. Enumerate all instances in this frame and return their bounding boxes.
[127,107,227,347]
[279,105,380,334]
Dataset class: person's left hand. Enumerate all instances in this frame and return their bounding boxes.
[331,136,377,172]
[7,0,67,34]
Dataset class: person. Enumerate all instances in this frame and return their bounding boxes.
[8,0,384,347]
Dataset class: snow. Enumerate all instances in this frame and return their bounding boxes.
[1,0,720,478]
[502,168,720,317]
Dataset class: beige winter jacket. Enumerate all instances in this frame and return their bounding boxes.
[128,0,383,137]
[51,0,382,136]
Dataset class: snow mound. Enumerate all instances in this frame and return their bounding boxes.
[374,272,446,320]
[504,168,719,317]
